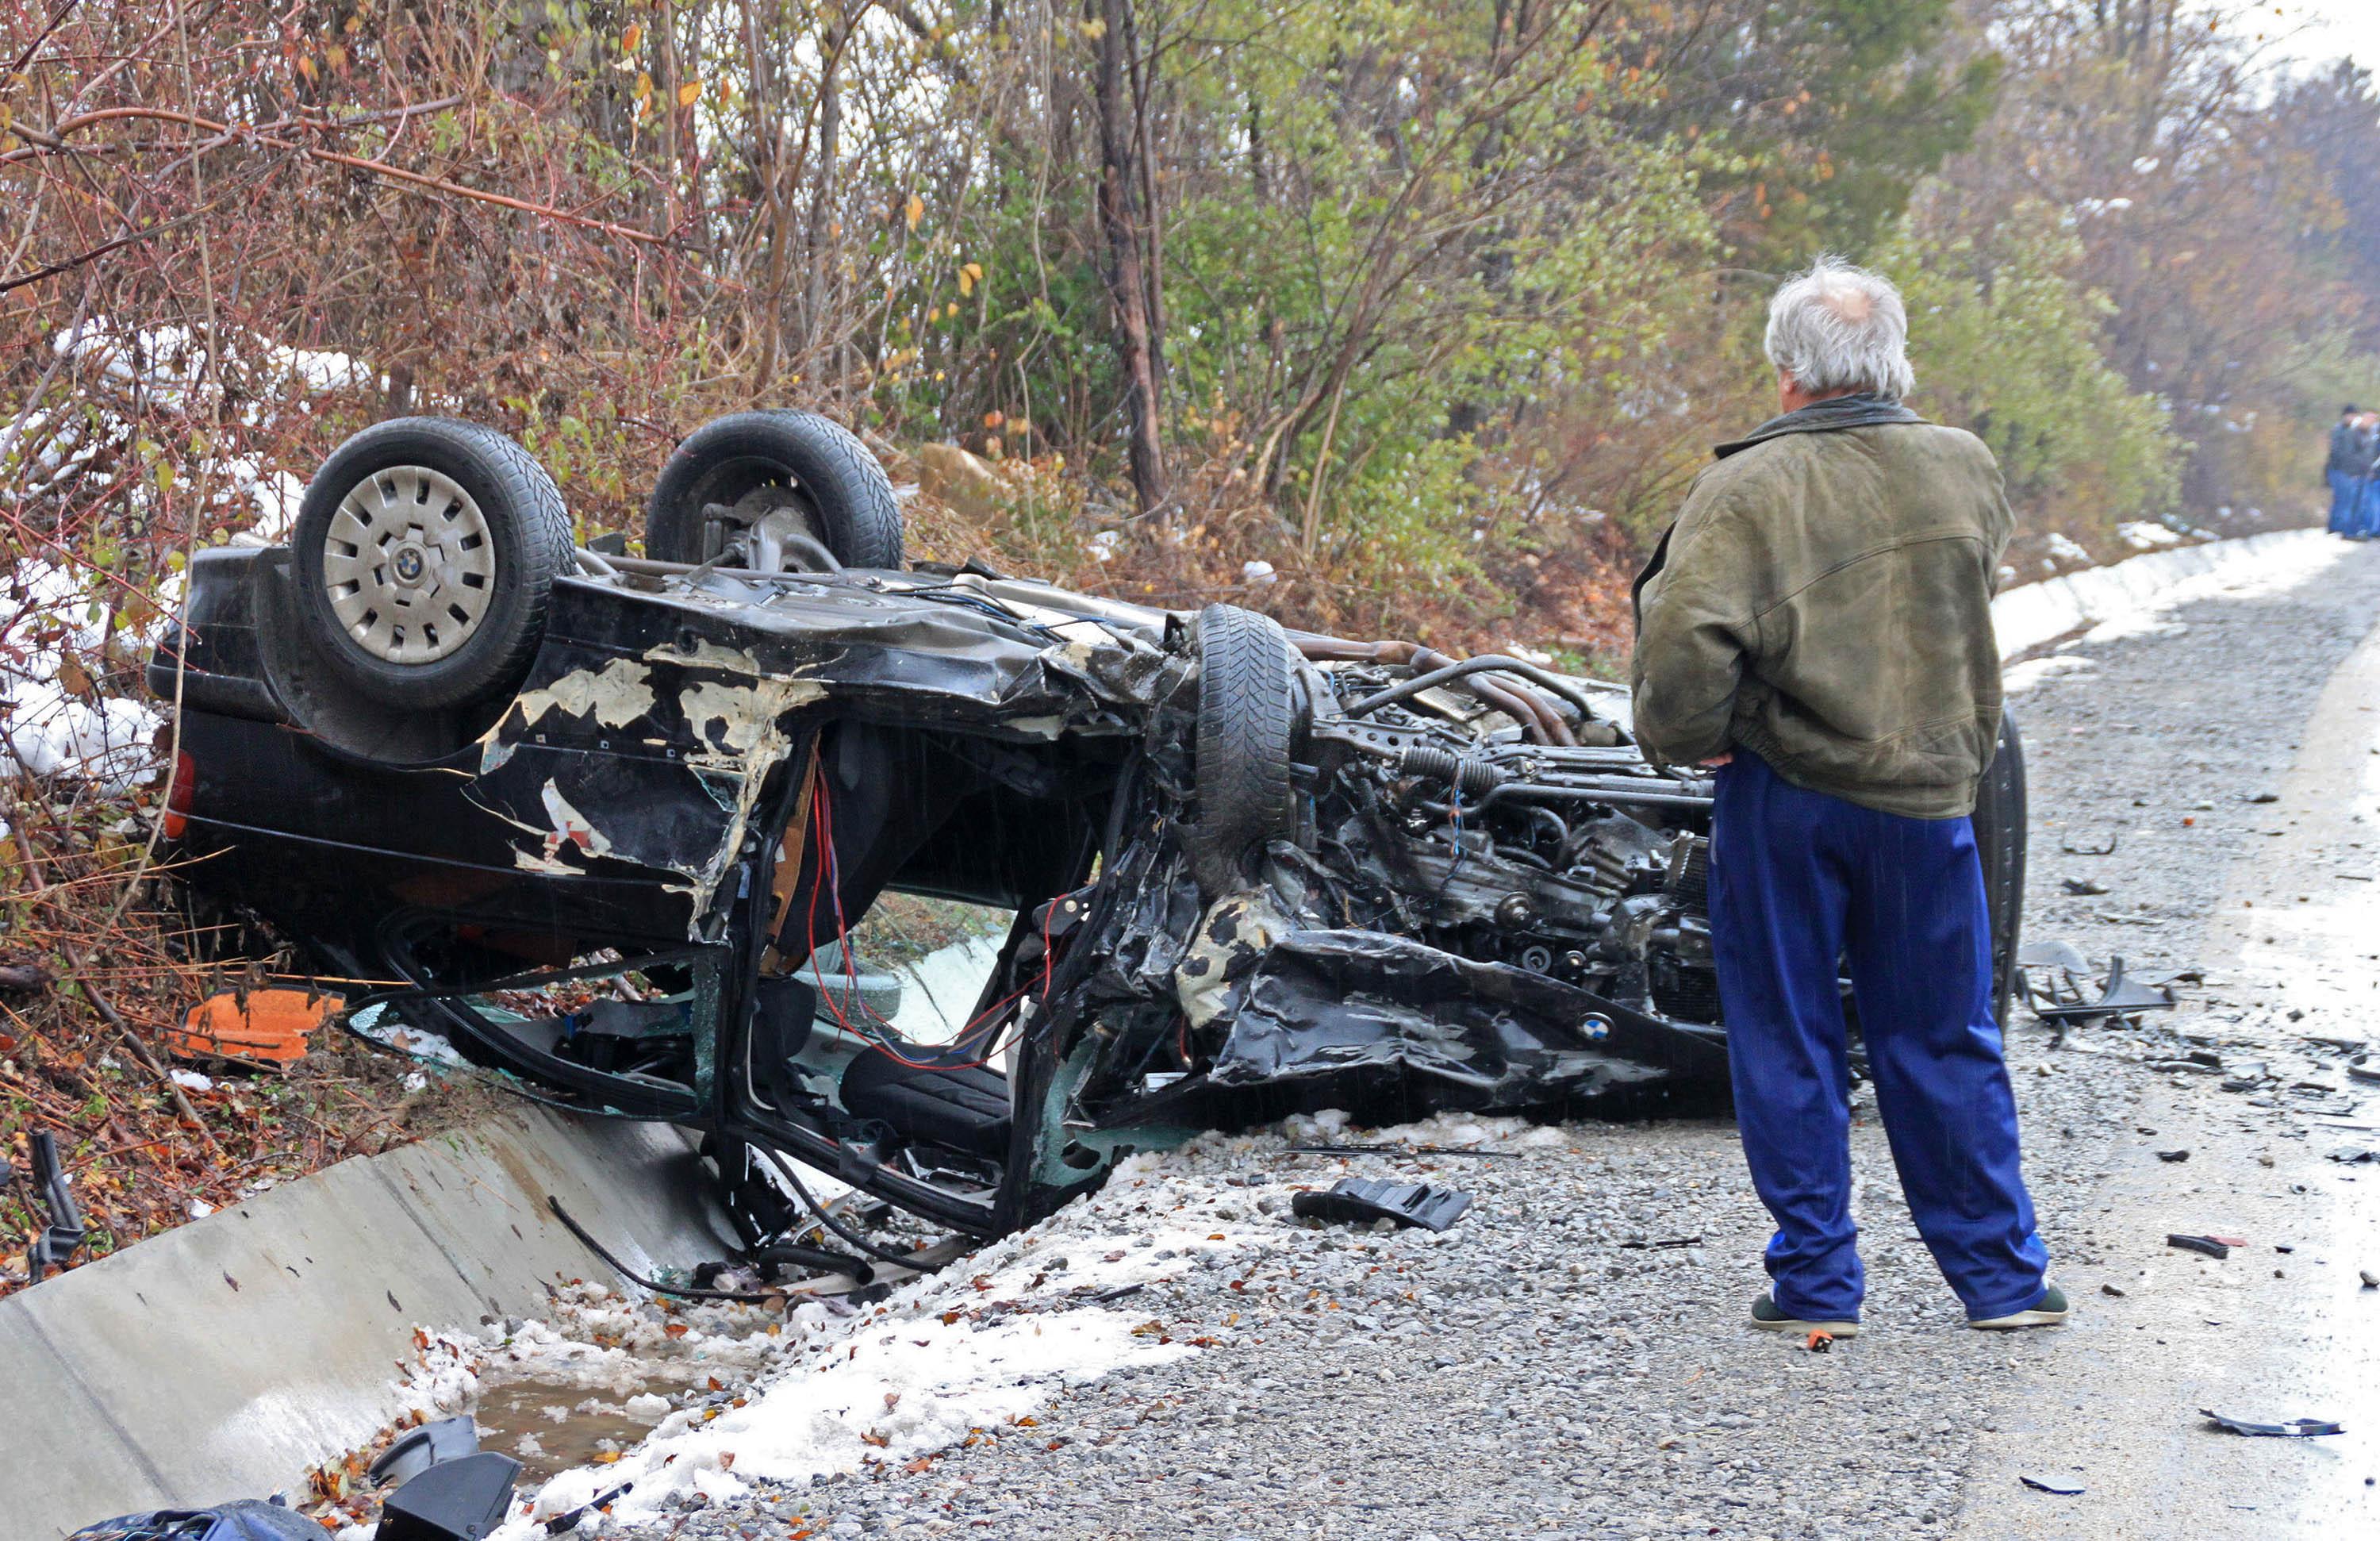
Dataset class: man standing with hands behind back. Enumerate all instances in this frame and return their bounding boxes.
[1630,259,2064,1339]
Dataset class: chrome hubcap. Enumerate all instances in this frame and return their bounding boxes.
[321,465,494,663]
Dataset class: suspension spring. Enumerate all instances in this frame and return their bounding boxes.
[1398,744,1509,796]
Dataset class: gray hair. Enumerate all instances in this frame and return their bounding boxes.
[1763,259,1916,402]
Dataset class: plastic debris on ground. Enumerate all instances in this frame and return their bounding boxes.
[2019,946,2178,1038]
[71,1420,519,1541]
[374,1451,520,1540]
[171,989,343,1065]
[345,1003,472,1067]
[2198,1409,2345,1438]
[368,1417,483,1488]
[2018,1474,2086,1495]
[1289,1177,1473,1232]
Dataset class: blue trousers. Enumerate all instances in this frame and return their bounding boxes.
[2361,479,2380,540]
[2331,471,2360,536]
[1709,752,2049,1322]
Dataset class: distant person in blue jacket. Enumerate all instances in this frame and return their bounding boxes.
[2358,411,2380,540]
[2330,405,2364,536]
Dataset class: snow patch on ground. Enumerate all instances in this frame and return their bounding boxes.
[2,320,375,792]
[0,558,166,792]
[1992,528,2344,662]
[2002,652,2098,695]
[507,1311,1183,1531]
[478,1147,1284,1535]
[2078,532,2346,646]
[344,1005,472,1067]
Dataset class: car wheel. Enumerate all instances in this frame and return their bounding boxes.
[1188,602,1299,895]
[645,410,904,570]
[289,417,574,712]
[1970,705,2028,1028]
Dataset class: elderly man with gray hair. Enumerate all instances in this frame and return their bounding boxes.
[1630,259,2063,1337]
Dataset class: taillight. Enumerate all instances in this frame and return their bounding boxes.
[163,751,196,839]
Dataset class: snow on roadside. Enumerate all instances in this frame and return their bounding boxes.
[2044,532,2091,567]
[1994,527,2347,670]
[2001,653,2097,695]
[306,1107,1559,1535]
[2,319,374,792]
[2076,531,2348,647]
[2004,526,2344,690]
[0,559,165,792]
[510,1113,1553,1533]
[488,1149,1246,1534]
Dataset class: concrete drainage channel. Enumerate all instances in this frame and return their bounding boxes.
[0,526,2340,1537]
[0,1109,737,1539]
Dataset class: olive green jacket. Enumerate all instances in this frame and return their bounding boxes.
[1629,396,2015,819]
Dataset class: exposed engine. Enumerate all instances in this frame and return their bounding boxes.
[1057,633,1727,1128]
[1295,667,1722,1028]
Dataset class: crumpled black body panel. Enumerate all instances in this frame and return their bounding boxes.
[1209,929,1726,1106]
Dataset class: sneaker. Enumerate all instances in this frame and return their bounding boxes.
[1969,1282,2071,1330]
[1749,1292,1860,1337]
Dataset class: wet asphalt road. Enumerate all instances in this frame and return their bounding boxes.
[646,540,2380,1541]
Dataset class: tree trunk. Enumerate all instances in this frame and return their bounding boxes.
[1091,0,1165,515]
[802,8,846,383]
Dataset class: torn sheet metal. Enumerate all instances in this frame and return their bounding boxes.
[1202,929,1726,1105]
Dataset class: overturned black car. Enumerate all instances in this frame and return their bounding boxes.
[151,413,2026,1239]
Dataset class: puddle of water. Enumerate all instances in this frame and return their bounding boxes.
[471,1377,668,1484]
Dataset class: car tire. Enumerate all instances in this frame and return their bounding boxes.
[1188,603,1299,895]
[1970,705,2028,1028]
[645,411,904,569]
[289,417,574,712]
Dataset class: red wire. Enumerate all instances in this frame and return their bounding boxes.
[800,778,1043,1073]
[1039,894,1059,1003]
